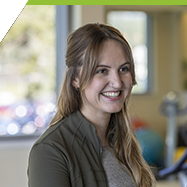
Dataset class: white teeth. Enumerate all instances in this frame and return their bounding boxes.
[102,91,120,97]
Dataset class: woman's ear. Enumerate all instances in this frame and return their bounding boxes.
[72,77,80,89]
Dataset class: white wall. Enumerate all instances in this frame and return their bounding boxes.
[0,140,36,187]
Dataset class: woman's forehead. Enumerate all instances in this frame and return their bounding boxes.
[97,40,130,64]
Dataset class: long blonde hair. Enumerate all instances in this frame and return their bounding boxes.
[50,23,156,187]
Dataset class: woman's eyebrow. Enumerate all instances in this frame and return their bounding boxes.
[97,65,111,68]
[119,62,131,68]
[97,62,130,68]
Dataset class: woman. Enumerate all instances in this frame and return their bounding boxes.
[28,23,156,187]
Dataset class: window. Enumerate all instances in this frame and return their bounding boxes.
[0,5,55,138]
[107,11,151,94]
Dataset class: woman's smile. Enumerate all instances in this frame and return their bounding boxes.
[101,91,121,98]
[101,90,124,102]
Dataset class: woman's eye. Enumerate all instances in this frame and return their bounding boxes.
[97,69,107,74]
[119,66,130,72]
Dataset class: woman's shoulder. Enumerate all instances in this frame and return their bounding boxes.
[32,110,92,148]
[31,117,68,148]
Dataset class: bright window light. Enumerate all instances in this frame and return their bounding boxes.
[107,11,149,94]
[0,5,55,138]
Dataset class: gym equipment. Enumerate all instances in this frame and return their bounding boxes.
[160,91,187,167]
[158,148,187,178]
[158,131,187,187]
[159,91,187,186]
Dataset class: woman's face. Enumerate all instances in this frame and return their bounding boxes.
[80,40,132,117]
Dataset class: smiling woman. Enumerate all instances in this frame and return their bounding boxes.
[28,23,156,187]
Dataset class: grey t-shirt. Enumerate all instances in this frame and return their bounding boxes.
[102,146,136,187]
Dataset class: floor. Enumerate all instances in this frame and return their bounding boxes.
[156,180,181,187]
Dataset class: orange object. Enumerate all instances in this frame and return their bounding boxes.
[131,117,148,131]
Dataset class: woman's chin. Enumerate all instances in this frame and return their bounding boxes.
[105,107,122,114]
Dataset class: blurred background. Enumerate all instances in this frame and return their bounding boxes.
[1,5,187,187]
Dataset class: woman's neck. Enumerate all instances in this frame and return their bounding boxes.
[80,108,110,147]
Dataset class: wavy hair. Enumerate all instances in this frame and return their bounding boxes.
[50,23,156,187]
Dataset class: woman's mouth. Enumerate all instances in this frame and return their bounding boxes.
[101,91,121,98]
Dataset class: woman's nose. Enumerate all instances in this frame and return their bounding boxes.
[109,72,122,88]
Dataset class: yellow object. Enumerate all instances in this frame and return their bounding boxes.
[174,146,186,162]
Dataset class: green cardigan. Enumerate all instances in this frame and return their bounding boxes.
[28,110,108,187]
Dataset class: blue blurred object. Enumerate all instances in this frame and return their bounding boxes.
[135,129,164,166]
